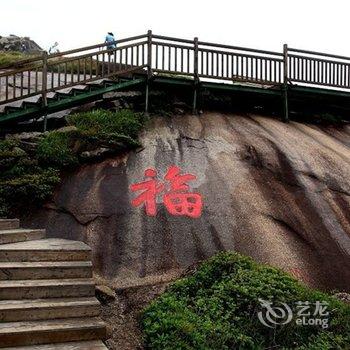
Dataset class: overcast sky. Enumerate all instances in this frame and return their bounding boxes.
[1,0,350,56]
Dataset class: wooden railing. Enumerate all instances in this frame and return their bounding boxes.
[2,30,350,107]
[0,34,148,106]
[287,47,350,89]
[150,34,284,84]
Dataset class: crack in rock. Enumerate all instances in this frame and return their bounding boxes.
[44,203,113,226]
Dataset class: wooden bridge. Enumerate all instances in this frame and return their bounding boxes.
[2,30,350,125]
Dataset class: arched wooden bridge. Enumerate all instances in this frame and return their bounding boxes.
[1,30,350,125]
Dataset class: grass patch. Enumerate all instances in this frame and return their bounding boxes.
[0,51,99,75]
[0,109,145,217]
[68,109,144,138]
[0,51,38,67]
[48,57,99,75]
[141,252,350,350]
[37,130,78,167]
[0,51,26,66]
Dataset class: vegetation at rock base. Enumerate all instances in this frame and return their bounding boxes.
[67,109,144,141]
[0,51,99,74]
[37,131,79,167]
[0,138,60,217]
[0,51,29,66]
[49,57,100,75]
[141,252,350,350]
[0,109,145,217]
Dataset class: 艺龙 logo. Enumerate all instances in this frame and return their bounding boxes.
[258,299,329,329]
[258,299,293,328]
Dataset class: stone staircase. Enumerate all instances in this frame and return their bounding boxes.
[0,219,107,349]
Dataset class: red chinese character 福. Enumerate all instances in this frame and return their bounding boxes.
[130,166,203,218]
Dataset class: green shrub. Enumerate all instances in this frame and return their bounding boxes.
[0,109,145,216]
[49,58,99,75]
[0,137,63,216]
[0,144,62,216]
[0,139,25,172]
[67,109,144,139]
[0,168,60,216]
[0,51,28,66]
[36,109,144,167]
[141,252,350,350]
[0,168,60,199]
[37,131,78,167]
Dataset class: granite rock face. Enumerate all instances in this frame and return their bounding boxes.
[0,35,42,53]
[25,113,350,291]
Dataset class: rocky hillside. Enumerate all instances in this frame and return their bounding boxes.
[0,35,41,53]
[25,113,350,292]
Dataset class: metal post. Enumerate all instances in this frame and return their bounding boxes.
[193,37,199,114]
[42,51,48,131]
[145,83,149,114]
[145,30,152,114]
[283,43,289,122]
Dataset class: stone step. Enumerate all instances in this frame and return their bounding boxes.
[0,219,20,230]
[0,229,46,245]
[0,340,108,350]
[0,317,106,347]
[0,297,100,322]
[0,278,95,300]
[0,261,92,280]
[0,239,91,262]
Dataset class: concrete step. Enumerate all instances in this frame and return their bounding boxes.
[0,297,100,322]
[0,229,46,245]
[0,317,106,347]
[0,239,91,262]
[0,278,95,300]
[0,219,20,230]
[0,261,92,280]
[0,340,108,350]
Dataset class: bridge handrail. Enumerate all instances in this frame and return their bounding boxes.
[47,34,148,59]
[2,30,350,108]
[151,34,194,45]
[46,41,148,67]
[288,47,350,62]
[152,34,282,57]
[288,53,350,65]
[0,34,148,70]
[0,34,149,106]
[198,41,283,57]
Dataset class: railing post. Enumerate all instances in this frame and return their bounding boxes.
[193,37,199,114]
[145,30,152,114]
[42,51,48,131]
[283,43,289,122]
